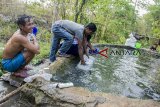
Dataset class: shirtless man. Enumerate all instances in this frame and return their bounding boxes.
[1,15,40,78]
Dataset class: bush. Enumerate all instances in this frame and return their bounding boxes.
[37,27,51,42]
[0,50,3,76]
[31,42,50,65]
[157,46,160,53]
[0,21,17,39]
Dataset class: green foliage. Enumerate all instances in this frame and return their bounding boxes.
[0,42,4,59]
[82,0,136,44]
[31,42,50,65]
[0,0,159,48]
[145,3,160,39]
[0,46,3,76]
[0,19,17,38]
[0,52,2,59]
[37,27,51,42]
[157,46,160,53]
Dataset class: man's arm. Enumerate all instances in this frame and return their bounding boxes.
[83,38,89,58]
[78,39,85,65]
[17,36,40,54]
[87,41,94,50]
[32,35,40,50]
[84,44,89,58]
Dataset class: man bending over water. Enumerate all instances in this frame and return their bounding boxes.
[1,15,40,78]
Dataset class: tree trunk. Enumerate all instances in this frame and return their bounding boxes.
[80,13,83,23]
[74,0,79,22]
[133,0,138,31]
[61,1,66,19]
[53,1,60,22]
[74,0,86,22]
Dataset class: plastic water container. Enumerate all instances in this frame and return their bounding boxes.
[89,48,99,55]
[32,27,38,36]
[57,82,74,88]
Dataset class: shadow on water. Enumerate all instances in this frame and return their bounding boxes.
[52,47,160,101]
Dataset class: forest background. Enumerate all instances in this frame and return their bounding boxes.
[0,0,160,81]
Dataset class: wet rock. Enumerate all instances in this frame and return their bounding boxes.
[20,77,106,107]
[1,77,160,107]
[1,73,24,87]
[19,77,160,107]
[49,57,75,74]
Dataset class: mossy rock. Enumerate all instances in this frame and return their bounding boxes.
[49,57,76,74]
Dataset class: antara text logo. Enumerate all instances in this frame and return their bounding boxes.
[99,48,141,58]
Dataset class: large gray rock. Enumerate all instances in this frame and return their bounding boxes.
[20,77,106,107]
[49,56,75,74]
[19,77,160,107]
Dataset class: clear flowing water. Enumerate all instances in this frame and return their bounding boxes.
[55,47,160,100]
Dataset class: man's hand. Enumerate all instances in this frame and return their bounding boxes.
[84,47,89,58]
[86,53,89,59]
[91,48,95,51]
[81,60,86,65]
[33,35,40,50]
[78,38,86,65]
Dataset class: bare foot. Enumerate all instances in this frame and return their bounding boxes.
[22,66,33,71]
[12,69,29,78]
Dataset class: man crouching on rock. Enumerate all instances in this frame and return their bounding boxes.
[1,14,40,78]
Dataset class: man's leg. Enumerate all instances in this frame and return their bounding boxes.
[50,25,73,58]
[49,25,62,62]
[23,50,35,65]
[66,44,79,56]
[58,28,73,54]
[49,35,60,62]
[13,51,35,77]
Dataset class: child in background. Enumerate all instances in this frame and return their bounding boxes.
[125,32,149,48]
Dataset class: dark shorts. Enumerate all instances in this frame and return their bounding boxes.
[2,53,25,72]
[60,43,79,56]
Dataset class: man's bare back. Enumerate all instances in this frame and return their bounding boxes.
[2,30,28,59]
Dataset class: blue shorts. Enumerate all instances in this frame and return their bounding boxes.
[1,53,25,72]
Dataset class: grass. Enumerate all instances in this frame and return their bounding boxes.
[31,41,50,65]
[0,19,17,39]
[0,43,4,76]
[157,46,160,53]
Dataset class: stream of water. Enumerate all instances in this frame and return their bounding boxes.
[52,47,160,100]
